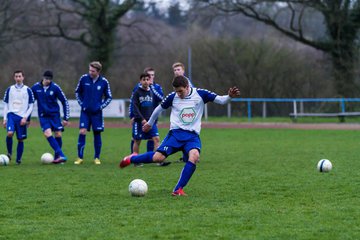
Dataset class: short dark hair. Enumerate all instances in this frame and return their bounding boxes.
[13,70,24,76]
[172,76,189,88]
[140,73,150,80]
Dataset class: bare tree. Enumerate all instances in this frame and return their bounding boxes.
[24,0,139,73]
[197,0,360,97]
[0,1,32,49]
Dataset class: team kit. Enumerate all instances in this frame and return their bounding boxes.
[2,61,240,196]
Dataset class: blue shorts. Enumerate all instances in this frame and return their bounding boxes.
[156,129,201,159]
[132,121,159,140]
[39,115,64,132]
[79,110,104,132]
[6,112,27,140]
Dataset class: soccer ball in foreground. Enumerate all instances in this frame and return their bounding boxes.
[41,153,54,164]
[317,159,332,172]
[129,179,148,197]
[0,154,10,166]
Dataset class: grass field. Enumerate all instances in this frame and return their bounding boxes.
[1,126,360,239]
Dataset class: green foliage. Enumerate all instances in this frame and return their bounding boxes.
[0,127,360,239]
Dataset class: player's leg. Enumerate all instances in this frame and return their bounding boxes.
[152,135,171,167]
[91,112,104,164]
[172,135,201,196]
[120,132,177,168]
[93,131,102,164]
[54,131,63,153]
[133,139,141,153]
[5,113,15,160]
[146,140,154,152]
[15,121,28,165]
[75,112,89,164]
[16,139,24,165]
[41,117,67,163]
[130,139,134,153]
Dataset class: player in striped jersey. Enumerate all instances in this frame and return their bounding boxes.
[74,61,112,165]
[3,70,34,165]
[120,75,240,196]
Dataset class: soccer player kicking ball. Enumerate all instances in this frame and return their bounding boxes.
[120,75,240,196]
[32,70,70,164]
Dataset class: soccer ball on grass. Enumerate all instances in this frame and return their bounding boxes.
[317,159,332,172]
[129,179,148,197]
[41,153,54,164]
[0,154,10,166]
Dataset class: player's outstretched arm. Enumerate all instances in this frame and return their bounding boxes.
[228,86,240,98]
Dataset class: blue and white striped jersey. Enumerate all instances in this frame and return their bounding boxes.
[161,88,217,135]
[32,81,70,120]
[75,74,112,113]
[3,84,34,119]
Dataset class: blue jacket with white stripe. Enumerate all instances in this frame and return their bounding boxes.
[32,81,70,121]
[75,74,112,114]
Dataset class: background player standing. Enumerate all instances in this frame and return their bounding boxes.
[2,70,34,165]
[31,70,70,164]
[74,61,112,165]
[128,67,170,167]
[131,73,160,154]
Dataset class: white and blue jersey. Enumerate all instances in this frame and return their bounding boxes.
[3,84,34,120]
[32,81,70,121]
[147,87,231,158]
[3,84,35,139]
[160,88,217,135]
[75,74,112,113]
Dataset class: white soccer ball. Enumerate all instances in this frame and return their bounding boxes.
[129,179,148,197]
[317,159,332,172]
[41,153,54,164]
[0,154,10,166]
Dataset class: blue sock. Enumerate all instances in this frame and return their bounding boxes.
[6,136,13,155]
[130,139,134,153]
[131,152,155,164]
[147,140,154,152]
[94,132,102,159]
[174,161,196,191]
[55,137,62,148]
[17,141,24,162]
[77,134,86,159]
[47,136,63,157]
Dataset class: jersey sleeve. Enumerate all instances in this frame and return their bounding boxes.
[3,87,10,103]
[55,84,70,121]
[27,88,35,104]
[150,84,164,104]
[161,92,176,109]
[196,89,217,103]
[128,84,140,119]
[75,77,83,106]
[100,79,112,110]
